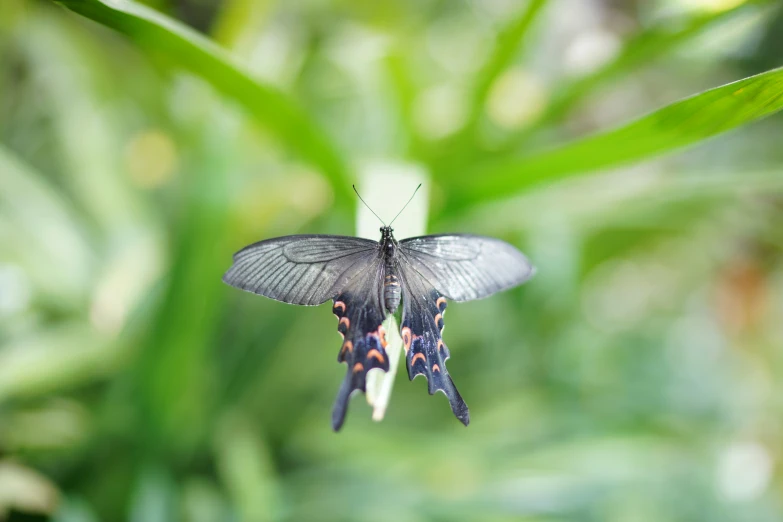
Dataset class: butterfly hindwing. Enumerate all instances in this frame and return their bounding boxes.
[399,266,469,426]
[331,260,389,431]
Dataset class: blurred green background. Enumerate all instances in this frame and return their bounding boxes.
[2,0,783,520]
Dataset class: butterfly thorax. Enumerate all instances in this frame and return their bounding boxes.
[380,226,401,313]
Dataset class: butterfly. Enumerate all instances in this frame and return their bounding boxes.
[222,186,535,430]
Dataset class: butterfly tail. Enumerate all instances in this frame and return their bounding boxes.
[331,368,361,431]
[440,374,470,426]
[402,324,470,426]
[424,361,470,426]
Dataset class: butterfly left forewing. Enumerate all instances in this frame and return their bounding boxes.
[330,259,390,431]
[397,265,470,426]
[223,235,378,305]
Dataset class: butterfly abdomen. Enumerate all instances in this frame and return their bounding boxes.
[384,269,401,313]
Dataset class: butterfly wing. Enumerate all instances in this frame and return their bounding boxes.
[223,235,379,305]
[397,234,534,425]
[331,258,389,430]
[397,265,469,426]
[399,234,535,302]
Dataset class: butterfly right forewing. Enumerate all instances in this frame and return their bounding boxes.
[399,234,535,302]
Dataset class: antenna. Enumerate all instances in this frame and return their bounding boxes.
[389,184,422,227]
[353,185,386,226]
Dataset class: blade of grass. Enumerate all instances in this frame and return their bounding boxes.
[464,0,548,131]
[135,129,233,452]
[214,415,279,522]
[53,0,352,206]
[443,66,783,210]
[416,0,549,164]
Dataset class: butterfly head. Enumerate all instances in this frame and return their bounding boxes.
[379,226,395,240]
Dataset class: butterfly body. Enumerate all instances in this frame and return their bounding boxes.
[223,226,535,430]
[380,226,402,313]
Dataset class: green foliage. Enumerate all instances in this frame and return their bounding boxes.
[56,0,352,206]
[446,66,783,208]
[2,0,783,520]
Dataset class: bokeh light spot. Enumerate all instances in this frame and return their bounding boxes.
[717,442,773,502]
[0,264,31,317]
[563,29,622,77]
[413,84,467,140]
[125,129,179,189]
[486,68,547,130]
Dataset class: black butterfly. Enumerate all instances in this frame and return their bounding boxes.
[223,188,535,430]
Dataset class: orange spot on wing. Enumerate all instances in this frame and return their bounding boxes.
[432,364,440,372]
[411,353,426,366]
[333,301,346,313]
[436,296,447,309]
[377,326,388,348]
[353,362,364,373]
[339,317,350,329]
[437,339,444,352]
[434,313,442,328]
[341,341,353,355]
[367,349,385,363]
[402,327,412,353]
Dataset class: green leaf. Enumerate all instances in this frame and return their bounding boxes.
[426,1,776,177]
[54,0,352,204]
[464,0,548,129]
[535,1,777,128]
[444,66,783,209]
